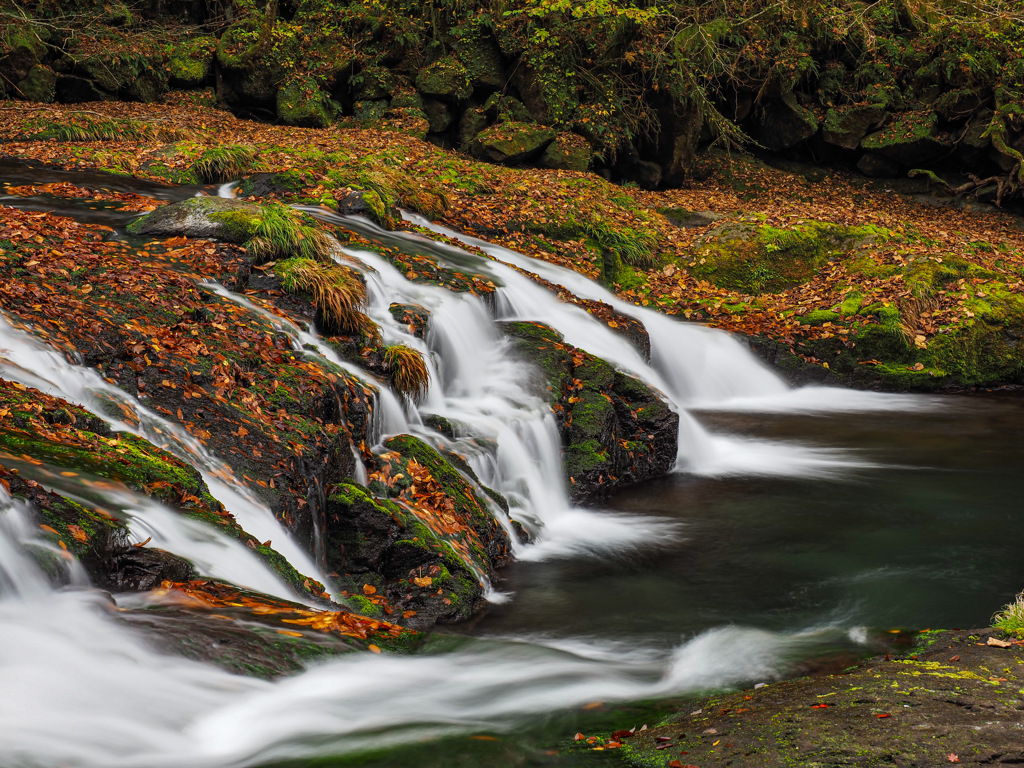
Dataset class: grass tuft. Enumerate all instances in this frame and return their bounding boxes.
[246,204,334,262]
[383,344,430,401]
[993,591,1024,636]
[191,144,261,183]
[25,117,193,143]
[276,257,368,334]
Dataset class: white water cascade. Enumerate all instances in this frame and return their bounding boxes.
[0,314,333,602]
[0,184,935,768]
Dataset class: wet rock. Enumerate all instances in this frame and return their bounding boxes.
[502,321,678,503]
[389,302,430,339]
[326,434,512,627]
[94,546,194,592]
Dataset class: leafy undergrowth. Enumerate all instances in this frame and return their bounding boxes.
[4,102,1024,389]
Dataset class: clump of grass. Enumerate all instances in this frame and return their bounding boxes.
[587,219,661,269]
[276,257,369,335]
[993,591,1024,636]
[383,344,430,401]
[246,204,334,262]
[26,117,192,143]
[191,144,261,183]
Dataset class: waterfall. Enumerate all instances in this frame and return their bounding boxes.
[0,314,332,602]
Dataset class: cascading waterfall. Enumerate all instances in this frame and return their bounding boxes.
[0,314,332,602]
[0,181,940,768]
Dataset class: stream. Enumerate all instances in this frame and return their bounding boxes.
[2,163,1024,767]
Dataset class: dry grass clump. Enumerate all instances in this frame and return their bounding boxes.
[276,257,375,337]
[383,344,430,401]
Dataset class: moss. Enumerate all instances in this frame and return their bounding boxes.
[415,56,472,100]
[802,309,840,325]
[190,145,261,184]
[692,220,889,295]
[277,79,334,128]
[167,36,216,86]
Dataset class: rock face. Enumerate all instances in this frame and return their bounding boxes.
[502,321,678,503]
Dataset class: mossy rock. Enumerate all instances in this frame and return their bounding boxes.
[540,132,592,172]
[127,197,262,242]
[277,79,334,128]
[167,36,216,87]
[469,122,556,164]
[861,110,949,164]
[0,27,47,82]
[422,98,453,133]
[691,219,889,295]
[482,93,532,124]
[501,321,677,501]
[455,34,504,90]
[757,92,819,151]
[457,107,488,149]
[15,64,56,103]
[415,56,472,102]
[353,99,388,125]
[822,105,888,150]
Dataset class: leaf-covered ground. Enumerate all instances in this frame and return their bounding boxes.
[4,100,1024,389]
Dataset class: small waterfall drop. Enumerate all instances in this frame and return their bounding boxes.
[0,314,332,602]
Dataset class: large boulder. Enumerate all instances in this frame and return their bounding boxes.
[502,322,678,502]
[469,121,556,164]
[126,197,263,241]
[540,132,592,172]
[326,435,513,626]
[860,111,951,165]
[277,80,333,128]
[167,36,216,87]
[822,105,888,150]
[415,56,472,102]
[15,64,56,103]
[758,92,819,151]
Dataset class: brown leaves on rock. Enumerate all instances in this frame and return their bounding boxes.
[155,579,412,643]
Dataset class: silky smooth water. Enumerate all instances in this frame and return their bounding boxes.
[1,174,1022,768]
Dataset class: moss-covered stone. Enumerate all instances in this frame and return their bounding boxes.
[167,36,216,87]
[15,64,56,103]
[540,132,592,172]
[277,79,334,128]
[501,321,677,501]
[469,121,556,164]
[127,196,261,241]
[691,219,893,295]
[822,105,888,150]
[861,110,949,164]
[415,56,472,101]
